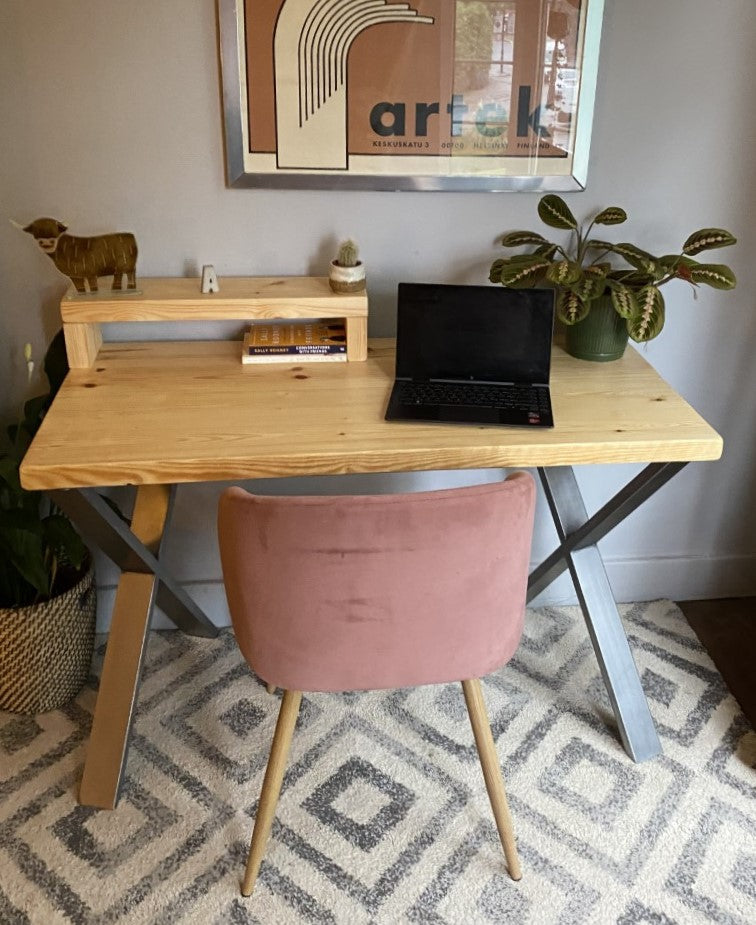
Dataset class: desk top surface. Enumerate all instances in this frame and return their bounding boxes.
[20,339,723,490]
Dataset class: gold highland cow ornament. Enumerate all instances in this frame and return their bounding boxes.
[17,217,138,293]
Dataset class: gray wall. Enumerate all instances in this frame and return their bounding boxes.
[2,0,755,628]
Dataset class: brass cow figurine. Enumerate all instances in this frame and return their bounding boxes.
[21,217,138,293]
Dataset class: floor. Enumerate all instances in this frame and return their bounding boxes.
[678,596,756,727]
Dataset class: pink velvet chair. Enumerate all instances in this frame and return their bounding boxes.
[218,473,536,896]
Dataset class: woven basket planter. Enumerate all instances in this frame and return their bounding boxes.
[0,562,96,714]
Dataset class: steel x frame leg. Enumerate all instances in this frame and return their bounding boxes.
[49,484,218,808]
[527,463,687,762]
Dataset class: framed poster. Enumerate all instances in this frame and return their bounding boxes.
[218,0,605,191]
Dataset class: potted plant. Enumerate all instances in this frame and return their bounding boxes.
[489,194,737,361]
[0,332,96,713]
[329,239,366,293]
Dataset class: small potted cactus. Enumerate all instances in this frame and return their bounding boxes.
[329,239,366,293]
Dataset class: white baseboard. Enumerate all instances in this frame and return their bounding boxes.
[526,553,756,608]
[94,554,756,633]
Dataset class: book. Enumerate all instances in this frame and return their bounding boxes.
[242,320,347,364]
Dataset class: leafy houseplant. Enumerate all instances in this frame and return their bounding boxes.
[0,332,96,714]
[489,194,737,359]
[0,332,86,607]
[329,239,366,293]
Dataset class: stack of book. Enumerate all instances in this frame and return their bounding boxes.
[242,319,347,364]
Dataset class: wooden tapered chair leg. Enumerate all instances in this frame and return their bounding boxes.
[266,683,276,695]
[461,678,522,881]
[241,689,302,897]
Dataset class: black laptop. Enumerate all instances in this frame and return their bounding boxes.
[385,283,555,427]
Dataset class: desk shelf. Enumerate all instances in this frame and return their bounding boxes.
[60,276,368,367]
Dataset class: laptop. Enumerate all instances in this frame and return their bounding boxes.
[385,283,555,427]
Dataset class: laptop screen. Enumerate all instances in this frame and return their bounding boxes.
[395,284,555,384]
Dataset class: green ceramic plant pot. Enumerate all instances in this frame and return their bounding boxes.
[565,296,629,362]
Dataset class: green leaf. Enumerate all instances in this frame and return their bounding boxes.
[0,455,22,493]
[571,270,606,302]
[538,194,578,230]
[499,257,551,287]
[546,260,581,286]
[689,263,737,289]
[42,514,86,569]
[605,242,658,274]
[500,230,548,247]
[609,284,639,320]
[593,206,627,226]
[532,243,559,259]
[556,290,591,325]
[658,254,697,274]
[682,228,737,256]
[489,258,506,283]
[627,286,665,342]
[0,525,49,598]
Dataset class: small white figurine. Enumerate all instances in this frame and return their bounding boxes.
[201,265,220,293]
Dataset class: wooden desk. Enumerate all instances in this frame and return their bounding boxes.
[20,339,722,807]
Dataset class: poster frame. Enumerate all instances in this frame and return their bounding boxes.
[218,0,605,192]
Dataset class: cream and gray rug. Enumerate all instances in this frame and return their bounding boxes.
[1,601,754,924]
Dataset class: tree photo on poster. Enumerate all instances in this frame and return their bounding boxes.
[218,0,605,191]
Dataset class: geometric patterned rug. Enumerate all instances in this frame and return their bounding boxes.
[1,601,754,925]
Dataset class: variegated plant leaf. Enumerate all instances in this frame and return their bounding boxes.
[537,194,578,230]
[593,206,627,225]
[656,255,698,281]
[688,263,737,289]
[533,243,560,258]
[608,268,655,287]
[609,283,639,319]
[571,272,606,302]
[556,290,590,325]
[489,258,506,283]
[682,228,737,256]
[659,254,684,270]
[500,230,549,247]
[589,241,658,275]
[627,286,665,342]
[499,257,551,287]
[546,260,581,286]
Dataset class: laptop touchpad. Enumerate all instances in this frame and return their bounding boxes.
[438,406,499,425]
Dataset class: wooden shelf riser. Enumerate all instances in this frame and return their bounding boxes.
[60,277,369,367]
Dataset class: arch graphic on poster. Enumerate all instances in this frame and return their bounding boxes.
[274,0,434,169]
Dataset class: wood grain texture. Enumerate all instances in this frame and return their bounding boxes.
[63,322,102,368]
[242,689,302,896]
[462,678,522,880]
[78,484,171,808]
[345,315,368,361]
[20,340,723,490]
[60,276,368,322]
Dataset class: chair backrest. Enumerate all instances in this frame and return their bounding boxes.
[218,473,535,692]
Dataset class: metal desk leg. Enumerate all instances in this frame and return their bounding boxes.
[49,487,218,638]
[49,484,218,808]
[529,464,687,763]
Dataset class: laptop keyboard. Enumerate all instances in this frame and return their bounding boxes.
[398,381,550,415]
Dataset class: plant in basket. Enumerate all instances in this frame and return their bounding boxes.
[0,332,95,714]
